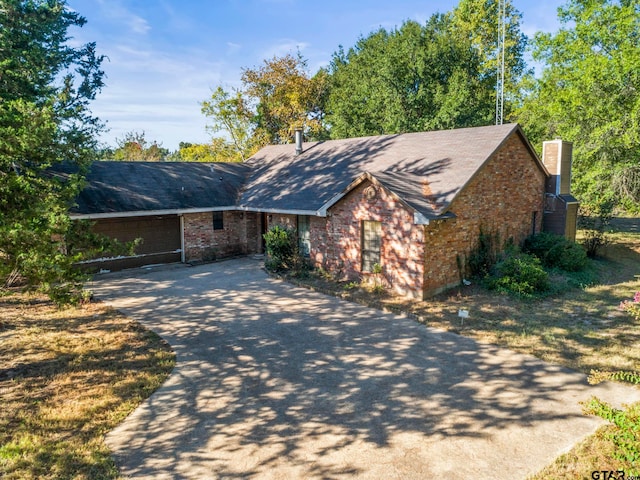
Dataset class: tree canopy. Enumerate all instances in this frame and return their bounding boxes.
[452,0,529,106]
[517,0,640,211]
[325,16,496,138]
[109,131,171,161]
[324,2,528,139]
[200,86,261,161]
[201,53,329,154]
[0,0,105,301]
[241,53,329,144]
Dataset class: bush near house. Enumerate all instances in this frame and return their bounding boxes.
[487,252,550,297]
[579,200,615,258]
[469,231,590,298]
[263,225,299,273]
[523,232,588,271]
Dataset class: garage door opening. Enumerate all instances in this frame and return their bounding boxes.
[82,215,181,271]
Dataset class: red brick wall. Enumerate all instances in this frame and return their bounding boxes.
[422,133,546,296]
[319,181,425,298]
[183,211,259,262]
[243,212,261,254]
[312,132,544,299]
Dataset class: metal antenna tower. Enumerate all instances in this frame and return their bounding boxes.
[496,0,506,125]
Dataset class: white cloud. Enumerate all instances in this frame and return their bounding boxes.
[90,42,231,149]
[93,0,151,36]
[227,42,242,54]
[128,15,151,35]
[260,39,310,60]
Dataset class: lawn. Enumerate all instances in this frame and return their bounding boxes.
[285,219,640,478]
[0,295,175,479]
[1,221,637,479]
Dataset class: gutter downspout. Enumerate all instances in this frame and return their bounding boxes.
[180,214,186,263]
[295,128,303,155]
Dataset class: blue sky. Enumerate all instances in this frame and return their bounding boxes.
[67,0,565,151]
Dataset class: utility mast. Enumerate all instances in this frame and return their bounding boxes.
[496,0,506,125]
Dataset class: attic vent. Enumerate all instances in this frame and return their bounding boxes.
[363,185,377,201]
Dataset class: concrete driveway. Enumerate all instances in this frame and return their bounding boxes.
[91,257,640,479]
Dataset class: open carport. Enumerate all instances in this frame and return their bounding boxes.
[90,257,640,479]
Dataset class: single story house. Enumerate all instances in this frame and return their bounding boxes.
[64,123,578,299]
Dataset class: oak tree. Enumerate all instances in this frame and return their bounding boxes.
[325,16,496,139]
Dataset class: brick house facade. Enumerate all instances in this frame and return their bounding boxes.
[419,133,546,296]
[66,123,575,299]
[183,211,262,262]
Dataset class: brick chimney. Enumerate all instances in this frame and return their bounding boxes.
[542,139,572,196]
[541,139,579,240]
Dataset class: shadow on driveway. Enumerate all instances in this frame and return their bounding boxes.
[91,258,640,479]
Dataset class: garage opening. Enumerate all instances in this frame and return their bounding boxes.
[82,215,181,271]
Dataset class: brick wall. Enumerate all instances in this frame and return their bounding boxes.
[183,211,260,262]
[320,181,425,298]
[312,132,545,299]
[422,133,546,296]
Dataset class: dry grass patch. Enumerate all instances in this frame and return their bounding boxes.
[0,293,175,479]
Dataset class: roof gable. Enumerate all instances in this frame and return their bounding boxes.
[245,123,539,218]
[62,123,545,220]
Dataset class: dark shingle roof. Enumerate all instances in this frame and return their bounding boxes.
[69,161,251,215]
[63,123,544,219]
[240,123,542,218]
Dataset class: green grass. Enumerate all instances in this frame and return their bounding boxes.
[0,294,175,479]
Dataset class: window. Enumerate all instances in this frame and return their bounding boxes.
[213,211,224,230]
[297,215,311,257]
[361,220,381,272]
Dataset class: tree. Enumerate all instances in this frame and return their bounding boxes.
[111,131,170,161]
[325,16,496,139]
[176,139,240,163]
[200,87,260,161]
[451,0,529,116]
[201,54,329,153]
[0,0,105,302]
[517,0,640,211]
[240,53,329,144]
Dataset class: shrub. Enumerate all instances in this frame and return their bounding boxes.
[263,225,298,272]
[523,232,588,272]
[488,252,550,297]
[578,199,615,258]
[468,229,500,277]
[584,370,640,472]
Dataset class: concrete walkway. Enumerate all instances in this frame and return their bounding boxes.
[91,258,640,479]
